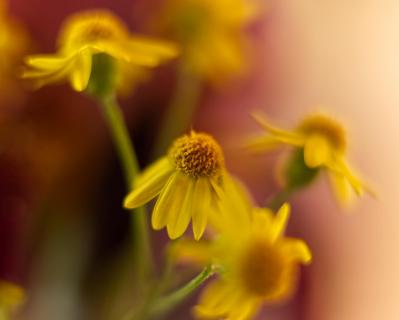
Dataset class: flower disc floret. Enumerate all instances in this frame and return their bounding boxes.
[168,132,224,178]
[239,239,289,298]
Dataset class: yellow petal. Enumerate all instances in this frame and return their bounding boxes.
[70,49,93,91]
[167,176,194,239]
[227,298,259,320]
[152,173,190,235]
[270,203,290,241]
[128,36,178,58]
[282,238,312,264]
[194,280,240,319]
[328,170,353,205]
[123,163,173,209]
[303,134,332,168]
[170,238,212,265]
[251,112,305,146]
[245,135,280,153]
[135,157,172,187]
[192,178,211,240]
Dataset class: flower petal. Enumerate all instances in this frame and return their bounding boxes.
[194,280,241,318]
[123,162,173,209]
[270,203,290,241]
[282,238,312,264]
[251,112,305,146]
[192,178,211,240]
[70,49,93,91]
[303,134,332,168]
[167,175,194,239]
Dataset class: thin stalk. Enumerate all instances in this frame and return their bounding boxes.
[149,265,215,318]
[100,95,153,277]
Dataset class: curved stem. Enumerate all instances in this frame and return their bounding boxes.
[100,95,153,277]
[149,265,215,318]
[151,64,201,159]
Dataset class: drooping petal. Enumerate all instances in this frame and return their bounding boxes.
[192,178,212,240]
[167,175,194,239]
[227,297,259,320]
[246,135,281,153]
[170,238,213,265]
[281,238,312,264]
[270,203,290,242]
[70,48,93,91]
[251,112,305,147]
[123,162,173,209]
[303,134,332,168]
[328,170,353,205]
[133,157,173,189]
[194,280,241,319]
[151,173,181,230]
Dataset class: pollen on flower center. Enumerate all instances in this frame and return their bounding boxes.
[240,239,288,297]
[298,114,346,152]
[168,132,224,178]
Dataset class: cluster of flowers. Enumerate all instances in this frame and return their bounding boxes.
[0,0,372,319]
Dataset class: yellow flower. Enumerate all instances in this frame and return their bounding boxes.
[248,112,373,204]
[0,280,25,320]
[152,0,257,84]
[22,9,178,92]
[174,204,311,320]
[124,131,238,240]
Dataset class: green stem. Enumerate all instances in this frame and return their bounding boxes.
[149,265,215,318]
[268,187,296,211]
[151,64,201,159]
[100,95,153,276]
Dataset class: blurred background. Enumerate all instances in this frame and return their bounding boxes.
[1,0,398,319]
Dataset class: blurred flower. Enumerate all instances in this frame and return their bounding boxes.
[174,204,311,319]
[22,9,178,92]
[124,131,239,240]
[248,112,373,204]
[152,0,257,85]
[0,0,29,106]
[0,280,25,320]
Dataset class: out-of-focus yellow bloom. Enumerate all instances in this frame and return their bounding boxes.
[152,0,257,84]
[174,203,311,320]
[248,112,373,204]
[0,0,28,103]
[124,131,241,240]
[22,9,178,92]
[0,280,25,320]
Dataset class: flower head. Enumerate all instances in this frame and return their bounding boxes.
[0,280,25,319]
[248,112,373,204]
[174,204,311,319]
[22,9,178,92]
[152,0,257,84]
[124,131,235,240]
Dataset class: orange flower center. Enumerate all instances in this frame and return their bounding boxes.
[168,132,224,178]
[239,239,289,298]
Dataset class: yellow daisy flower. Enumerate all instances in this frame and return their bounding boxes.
[248,112,372,203]
[173,204,311,320]
[0,280,25,320]
[124,131,237,240]
[22,9,178,92]
[152,0,257,84]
